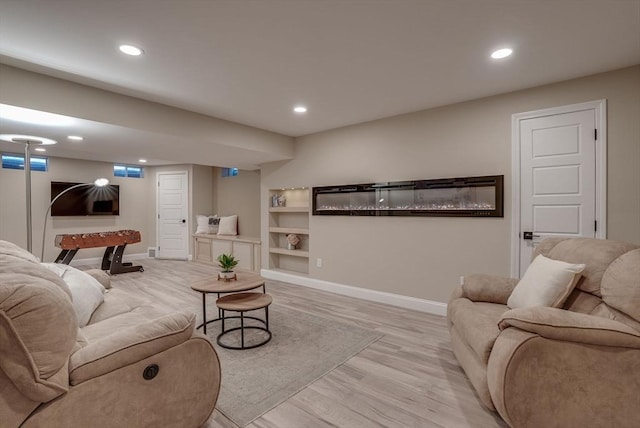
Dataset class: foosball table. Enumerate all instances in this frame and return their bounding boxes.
[54,229,144,274]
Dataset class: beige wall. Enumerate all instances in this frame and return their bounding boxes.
[261,65,640,303]
[212,168,261,238]
[0,156,151,261]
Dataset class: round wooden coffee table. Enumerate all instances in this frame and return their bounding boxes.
[190,271,266,334]
[216,292,272,350]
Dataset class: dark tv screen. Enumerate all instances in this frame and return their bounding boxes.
[50,181,120,216]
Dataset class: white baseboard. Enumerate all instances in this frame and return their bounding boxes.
[261,269,447,317]
[69,253,149,267]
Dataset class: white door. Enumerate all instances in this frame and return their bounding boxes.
[156,171,189,260]
[512,100,606,277]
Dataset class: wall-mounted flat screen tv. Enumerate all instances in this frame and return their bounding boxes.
[50,181,120,216]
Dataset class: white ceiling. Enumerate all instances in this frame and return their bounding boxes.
[0,0,639,166]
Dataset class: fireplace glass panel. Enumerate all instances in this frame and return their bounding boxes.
[313,175,503,217]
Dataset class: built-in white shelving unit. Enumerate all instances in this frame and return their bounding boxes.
[268,188,310,275]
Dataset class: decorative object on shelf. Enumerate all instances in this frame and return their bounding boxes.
[286,233,300,250]
[271,194,286,207]
[217,253,239,281]
[312,175,504,217]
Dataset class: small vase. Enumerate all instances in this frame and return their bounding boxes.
[218,271,236,280]
[287,243,296,250]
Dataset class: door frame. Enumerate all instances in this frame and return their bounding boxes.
[156,170,190,260]
[510,99,607,277]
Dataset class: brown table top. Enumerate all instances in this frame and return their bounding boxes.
[216,292,272,312]
[190,271,265,294]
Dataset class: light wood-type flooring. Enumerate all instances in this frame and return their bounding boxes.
[100,258,507,428]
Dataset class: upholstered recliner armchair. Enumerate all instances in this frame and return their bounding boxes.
[0,240,221,427]
[448,238,640,428]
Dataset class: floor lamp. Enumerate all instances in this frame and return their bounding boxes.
[0,134,57,255]
[41,178,109,262]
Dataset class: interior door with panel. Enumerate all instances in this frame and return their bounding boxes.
[156,171,189,260]
[518,108,600,276]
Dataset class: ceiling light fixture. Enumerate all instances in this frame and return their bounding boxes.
[293,106,307,114]
[491,48,513,59]
[0,134,57,145]
[119,44,144,56]
[68,135,83,141]
[34,148,46,152]
[139,159,147,163]
[0,104,75,126]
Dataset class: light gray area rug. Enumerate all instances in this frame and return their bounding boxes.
[204,304,382,427]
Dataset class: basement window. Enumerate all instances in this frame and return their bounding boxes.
[221,167,239,177]
[114,164,144,178]
[1,153,48,172]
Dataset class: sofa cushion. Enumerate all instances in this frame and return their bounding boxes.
[543,238,637,297]
[42,263,106,327]
[507,254,585,309]
[70,312,195,385]
[601,249,640,323]
[449,298,507,364]
[0,260,77,402]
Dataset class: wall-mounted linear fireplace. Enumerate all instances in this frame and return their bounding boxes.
[313,175,504,217]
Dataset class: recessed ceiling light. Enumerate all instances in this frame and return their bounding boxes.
[119,44,144,56]
[139,159,147,163]
[68,135,83,141]
[34,147,46,152]
[293,106,307,114]
[0,134,57,145]
[0,104,74,126]
[491,48,513,59]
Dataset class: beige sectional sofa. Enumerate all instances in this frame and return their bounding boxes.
[448,238,640,428]
[0,240,221,427]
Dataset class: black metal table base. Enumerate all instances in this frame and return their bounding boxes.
[196,285,266,335]
[216,307,271,350]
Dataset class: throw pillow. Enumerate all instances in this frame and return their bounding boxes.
[217,215,238,236]
[195,214,219,234]
[42,263,106,327]
[507,254,585,309]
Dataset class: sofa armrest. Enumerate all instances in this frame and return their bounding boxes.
[460,274,519,304]
[498,307,640,348]
[69,312,195,385]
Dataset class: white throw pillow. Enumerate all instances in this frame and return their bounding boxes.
[42,263,106,327]
[195,214,219,234]
[507,255,585,309]
[217,215,238,236]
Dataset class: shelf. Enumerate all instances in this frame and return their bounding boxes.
[269,247,309,258]
[269,227,309,235]
[269,206,309,213]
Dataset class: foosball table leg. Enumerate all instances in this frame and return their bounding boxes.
[101,246,115,270]
[55,249,78,265]
[104,244,144,274]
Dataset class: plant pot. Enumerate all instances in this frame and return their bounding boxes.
[218,271,236,280]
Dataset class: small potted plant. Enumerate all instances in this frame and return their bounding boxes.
[217,253,239,280]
